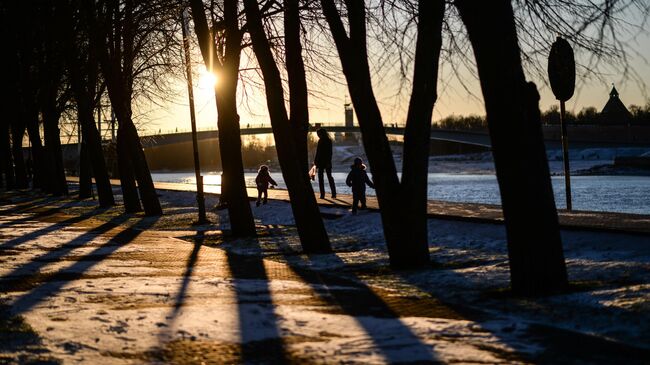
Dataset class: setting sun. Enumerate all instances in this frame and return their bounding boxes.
[198,66,218,89]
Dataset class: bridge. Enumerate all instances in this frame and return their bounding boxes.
[140,125,492,149]
[139,123,650,152]
[60,123,649,172]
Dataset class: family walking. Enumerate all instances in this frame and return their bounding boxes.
[256,127,374,214]
[313,128,374,213]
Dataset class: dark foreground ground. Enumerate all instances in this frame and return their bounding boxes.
[1,187,649,364]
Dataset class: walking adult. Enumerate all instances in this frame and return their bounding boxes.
[314,128,336,199]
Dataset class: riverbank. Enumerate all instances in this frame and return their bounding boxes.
[66,176,650,235]
[1,187,649,363]
[147,170,650,215]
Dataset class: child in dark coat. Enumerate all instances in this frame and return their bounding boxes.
[345,157,375,214]
[255,165,277,206]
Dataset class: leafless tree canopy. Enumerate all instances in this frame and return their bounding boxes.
[320,0,649,118]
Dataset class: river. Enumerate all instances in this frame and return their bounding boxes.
[151,171,650,215]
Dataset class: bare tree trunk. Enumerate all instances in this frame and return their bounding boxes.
[101,72,161,216]
[399,0,446,267]
[455,0,567,295]
[78,107,116,207]
[75,106,116,206]
[10,123,28,189]
[244,0,331,253]
[122,118,161,216]
[42,105,68,196]
[214,87,257,235]
[285,0,310,173]
[24,110,48,191]
[79,141,93,199]
[59,0,115,207]
[0,123,14,189]
[115,123,142,213]
[189,0,256,236]
[37,1,69,197]
[88,0,161,216]
[86,124,115,207]
[321,0,436,268]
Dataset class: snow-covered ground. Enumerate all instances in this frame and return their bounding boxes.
[1,188,649,364]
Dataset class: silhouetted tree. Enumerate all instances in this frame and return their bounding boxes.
[576,107,598,124]
[0,118,14,189]
[78,142,93,198]
[59,0,115,206]
[189,0,256,236]
[9,118,28,189]
[320,0,445,267]
[243,0,332,253]
[2,1,72,195]
[37,1,71,196]
[512,1,649,95]
[86,0,178,215]
[285,0,310,173]
[454,0,567,294]
[629,103,650,125]
[0,3,19,190]
[434,115,487,131]
[0,1,74,195]
[13,1,50,191]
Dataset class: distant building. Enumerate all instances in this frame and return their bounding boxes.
[344,102,354,127]
[600,85,632,125]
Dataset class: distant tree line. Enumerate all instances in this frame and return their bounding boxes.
[540,102,650,125]
[434,114,488,131]
[142,139,281,171]
[434,101,650,131]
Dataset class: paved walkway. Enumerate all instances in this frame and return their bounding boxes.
[2,190,650,363]
[0,199,518,363]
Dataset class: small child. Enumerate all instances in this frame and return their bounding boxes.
[255,165,277,206]
[345,157,375,214]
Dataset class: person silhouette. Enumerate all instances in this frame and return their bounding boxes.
[255,165,277,206]
[345,157,374,214]
[314,128,336,199]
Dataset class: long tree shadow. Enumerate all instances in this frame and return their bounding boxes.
[0,211,125,282]
[172,234,203,314]
[3,215,158,317]
[0,203,102,246]
[389,226,650,364]
[0,196,49,212]
[161,230,204,332]
[149,231,206,363]
[0,195,68,218]
[224,235,289,364]
[395,265,650,364]
[263,229,441,363]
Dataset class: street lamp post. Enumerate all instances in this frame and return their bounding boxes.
[181,8,207,224]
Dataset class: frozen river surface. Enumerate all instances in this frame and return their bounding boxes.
[151,172,650,215]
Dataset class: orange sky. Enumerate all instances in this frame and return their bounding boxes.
[138,20,650,136]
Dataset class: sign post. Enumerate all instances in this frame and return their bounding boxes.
[548,36,576,211]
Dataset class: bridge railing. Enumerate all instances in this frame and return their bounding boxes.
[138,122,363,137]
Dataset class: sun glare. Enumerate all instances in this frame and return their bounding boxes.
[198,67,218,89]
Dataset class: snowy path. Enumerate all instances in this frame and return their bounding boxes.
[1,190,650,364]
[0,207,517,363]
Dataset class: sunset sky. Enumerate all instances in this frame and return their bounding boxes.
[135,12,650,137]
